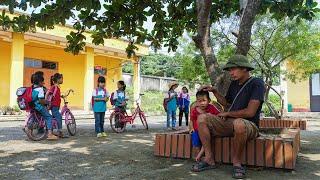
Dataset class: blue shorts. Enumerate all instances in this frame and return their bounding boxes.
[191,130,202,147]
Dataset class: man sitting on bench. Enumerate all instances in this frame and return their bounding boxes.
[192,55,265,179]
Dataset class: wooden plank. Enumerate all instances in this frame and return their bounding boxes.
[284,140,294,169]
[177,134,185,158]
[247,140,255,166]
[292,121,299,128]
[230,137,234,163]
[241,142,247,165]
[300,120,306,130]
[255,137,265,166]
[171,134,178,158]
[165,134,172,157]
[215,138,222,163]
[260,120,265,128]
[274,138,284,168]
[154,134,161,156]
[223,137,230,163]
[184,134,191,158]
[265,137,274,167]
[159,134,166,156]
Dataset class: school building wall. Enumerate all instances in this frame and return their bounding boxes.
[287,79,310,111]
[0,39,127,109]
[0,41,11,106]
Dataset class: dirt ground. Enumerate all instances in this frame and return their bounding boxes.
[0,116,320,180]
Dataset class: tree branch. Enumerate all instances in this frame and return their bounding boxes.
[272,53,295,68]
[236,0,262,55]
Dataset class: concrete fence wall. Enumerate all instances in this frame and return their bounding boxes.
[122,73,177,92]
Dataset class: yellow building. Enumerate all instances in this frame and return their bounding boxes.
[0,12,147,111]
[280,62,320,112]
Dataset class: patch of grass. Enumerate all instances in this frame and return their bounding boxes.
[262,94,281,117]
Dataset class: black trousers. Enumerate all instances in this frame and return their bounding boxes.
[179,108,189,126]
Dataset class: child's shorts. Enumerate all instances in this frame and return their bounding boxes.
[191,130,201,147]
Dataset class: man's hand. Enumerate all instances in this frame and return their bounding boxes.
[189,128,194,133]
[199,85,217,93]
[218,112,229,117]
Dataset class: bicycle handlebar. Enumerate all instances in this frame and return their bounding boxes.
[62,89,74,103]
[135,93,144,104]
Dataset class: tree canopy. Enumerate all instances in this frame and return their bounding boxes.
[0,0,319,94]
[0,0,318,55]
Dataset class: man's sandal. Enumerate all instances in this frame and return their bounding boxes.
[232,166,246,179]
[191,161,218,172]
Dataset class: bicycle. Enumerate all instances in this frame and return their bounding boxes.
[24,89,76,141]
[109,93,148,133]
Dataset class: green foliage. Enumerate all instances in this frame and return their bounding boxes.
[123,54,179,77]
[175,53,210,87]
[0,0,318,56]
[140,90,165,115]
[124,87,164,115]
[262,94,281,117]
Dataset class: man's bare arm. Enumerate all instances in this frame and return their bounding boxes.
[199,85,229,107]
[219,100,261,119]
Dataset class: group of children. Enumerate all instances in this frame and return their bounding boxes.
[165,82,220,161]
[25,71,128,140]
[27,71,64,140]
[91,77,127,138]
[165,82,190,130]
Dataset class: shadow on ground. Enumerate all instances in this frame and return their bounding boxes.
[0,121,320,179]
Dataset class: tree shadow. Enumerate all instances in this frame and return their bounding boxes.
[0,123,320,179]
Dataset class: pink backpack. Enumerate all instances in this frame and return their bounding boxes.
[45,86,58,110]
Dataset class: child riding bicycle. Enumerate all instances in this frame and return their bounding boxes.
[31,73,58,140]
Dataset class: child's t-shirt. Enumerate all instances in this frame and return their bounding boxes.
[113,90,127,107]
[165,90,178,110]
[190,104,220,131]
[32,86,45,111]
[178,92,190,108]
[49,85,61,107]
[92,88,109,112]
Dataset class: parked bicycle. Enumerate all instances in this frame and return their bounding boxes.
[24,89,76,141]
[109,93,148,133]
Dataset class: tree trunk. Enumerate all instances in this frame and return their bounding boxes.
[194,0,261,95]
[236,0,262,55]
[193,0,230,95]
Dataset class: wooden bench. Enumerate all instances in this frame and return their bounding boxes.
[154,128,300,169]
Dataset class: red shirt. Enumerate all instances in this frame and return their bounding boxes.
[190,104,220,130]
[49,85,61,107]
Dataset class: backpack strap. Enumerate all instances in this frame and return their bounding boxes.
[52,85,58,98]
[228,77,254,112]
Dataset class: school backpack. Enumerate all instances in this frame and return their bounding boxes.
[163,92,170,112]
[110,90,125,106]
[16,87,33,111]
[45,86,58,110]
[91,88,107,109]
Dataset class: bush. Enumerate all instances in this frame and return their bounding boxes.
[262,94,281,117]
[125,88,166,115]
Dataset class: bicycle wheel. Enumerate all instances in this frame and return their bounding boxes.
[139,112,148,130]
[110,111,126,133]
[26,115,47,141]
[66,112,76,136]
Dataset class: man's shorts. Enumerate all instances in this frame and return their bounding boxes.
[204,114,259,140]
[191,130,201,147]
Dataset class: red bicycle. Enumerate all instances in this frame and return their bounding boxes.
[109,93,148,133]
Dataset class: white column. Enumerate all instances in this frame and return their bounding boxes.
[280,62,288,113]
[133,57,141,105]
